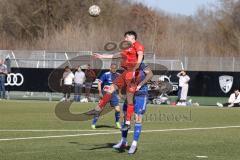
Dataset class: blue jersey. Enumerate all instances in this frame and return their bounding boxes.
[99,71,120,87]
[99,71,120,107]
[98,71,120,94]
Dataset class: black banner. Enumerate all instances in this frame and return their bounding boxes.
[154,71,240,97]
[6,68,240,97]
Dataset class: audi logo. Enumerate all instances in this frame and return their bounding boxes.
[5,73,24,86]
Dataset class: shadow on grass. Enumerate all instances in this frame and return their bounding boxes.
[69,142,130,153]
[95,125,116,129]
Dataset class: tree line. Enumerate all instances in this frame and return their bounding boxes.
[0,0,239,57]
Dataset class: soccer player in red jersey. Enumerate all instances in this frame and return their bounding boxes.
[88,31,148,130]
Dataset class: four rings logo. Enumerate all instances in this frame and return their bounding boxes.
[5,73,24,86]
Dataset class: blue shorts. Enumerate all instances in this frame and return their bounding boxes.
[139,62,148,71]
[103,91,119,107]
[123,95,148,115]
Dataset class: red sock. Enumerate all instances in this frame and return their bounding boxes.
[98,93,112,109]
[126,104,134,122]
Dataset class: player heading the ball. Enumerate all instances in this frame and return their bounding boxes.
[87,31,149,131]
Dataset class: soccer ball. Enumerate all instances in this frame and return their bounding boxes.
[88,5,101,17]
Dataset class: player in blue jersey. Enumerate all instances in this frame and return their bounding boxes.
[113,66,153,154]
[91,64,122,129]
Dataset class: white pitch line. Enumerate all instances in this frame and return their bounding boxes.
[0,132,120,141]
[0,129,116,132]
[196,156,208,158]
[0,125,240,142]
[1,125,240,133]
[140,125,240,133]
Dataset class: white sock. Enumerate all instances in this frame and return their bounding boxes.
[122,137,127,143]
[132,140,137,146]
[95,105,102,111]
[126,121,130,125]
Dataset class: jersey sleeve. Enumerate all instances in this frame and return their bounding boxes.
[98,73,106,83]
[135,42,144,53]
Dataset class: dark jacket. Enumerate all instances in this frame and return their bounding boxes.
[85,69,96,83]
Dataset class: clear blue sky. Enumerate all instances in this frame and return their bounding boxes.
[133,0,218,15]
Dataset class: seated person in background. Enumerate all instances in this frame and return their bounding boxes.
[217,89,240,107]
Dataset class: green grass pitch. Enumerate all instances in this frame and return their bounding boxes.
[0,100,240,160]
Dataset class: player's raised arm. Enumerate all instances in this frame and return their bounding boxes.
[93,52,122,59]
[136,67,153,91]
[177,70,184,77]
[98,73,105,98]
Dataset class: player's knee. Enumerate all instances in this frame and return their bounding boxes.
[126,93,134,104]
[135,119,142,123]
[127,84,137,94]
[105,85,114,94]
[135,114,143,123]
[127,100,134,105]
[115,106,120,112]
[107,84,116,93]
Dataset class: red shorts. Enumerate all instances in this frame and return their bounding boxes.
[113,70,141,93]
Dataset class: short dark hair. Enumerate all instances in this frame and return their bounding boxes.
[124,31,137,40]
[64,66,70,70]
[110,63,117,67]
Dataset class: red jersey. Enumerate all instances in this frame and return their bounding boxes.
[121,41,144,69]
